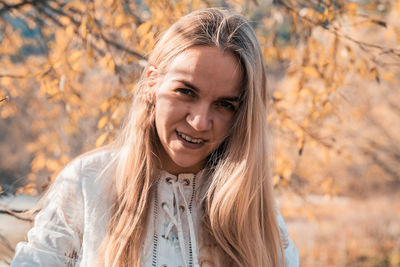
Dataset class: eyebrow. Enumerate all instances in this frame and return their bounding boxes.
[175,79,241,102]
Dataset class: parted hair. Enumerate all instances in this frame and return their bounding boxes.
[99,8,284,267]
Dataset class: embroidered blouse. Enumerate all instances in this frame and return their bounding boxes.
[11,150,299,267]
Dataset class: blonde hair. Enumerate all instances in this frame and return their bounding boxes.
[99,8,283,267]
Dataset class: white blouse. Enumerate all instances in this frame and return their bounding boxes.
[11,151,299,267]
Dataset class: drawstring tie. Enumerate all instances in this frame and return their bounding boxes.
[161,178,199,267]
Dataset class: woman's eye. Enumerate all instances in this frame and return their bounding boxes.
[218,101,236,112]
[176,88,194,97]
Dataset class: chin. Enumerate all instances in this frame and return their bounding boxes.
[171,157,204,173]
[176,160,200,169]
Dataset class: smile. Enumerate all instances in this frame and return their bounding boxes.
[176,130,206,144]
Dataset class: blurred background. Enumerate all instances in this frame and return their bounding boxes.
[0,0,399,266]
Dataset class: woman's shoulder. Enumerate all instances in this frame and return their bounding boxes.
[50,149,117,208]
[52,149,116,192]
[63,149,116,176]
[78,148,116,169]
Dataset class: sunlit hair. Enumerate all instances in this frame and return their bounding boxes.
[99,8,284,267]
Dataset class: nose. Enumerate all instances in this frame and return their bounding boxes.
[186,103,212,132]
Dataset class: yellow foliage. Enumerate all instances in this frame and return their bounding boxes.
[303,66,320,78]
[1,77,12,87]
[346,2,358,18]
[397,0,400,16]
[137,21,153,36]
[120,27,133,41]
[80,16,88,39]
[310,110,320,119]
[65,0,86,12]
[64,122,79,135]
[86,49,95,68]
[104,0,115,8]
[0,0,398,203]
[27,173,37,181]
[383,72,395,83]
[273,91,284,101]
[0,103,17,118]
[17,183,38,196]
[96,132,109,147]
[68,50,85,63]
[272,175,280,186]
[306,210,315,222]
[41,79,59,97]
[98,115,109,129]
[114,14,127,28]
[46,159,61,172]
[100,100,110,113]
[68,94,81,106]
[71,61,83,72]
[66,25,75,37]
[59,16,71,26]
[299,88,313,97]
[282,168,292,180]
[321,102,332,117]
[31,153,46,172]
[99,54,115,73]
[60,154,71,165]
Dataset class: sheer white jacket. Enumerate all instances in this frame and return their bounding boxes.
[11,151,299,267]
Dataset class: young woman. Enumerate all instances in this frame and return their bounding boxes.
[12,8,299,267]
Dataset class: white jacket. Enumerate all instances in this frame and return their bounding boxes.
[11,150,299,267]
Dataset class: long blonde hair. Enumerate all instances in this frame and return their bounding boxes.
[99,8,283,267]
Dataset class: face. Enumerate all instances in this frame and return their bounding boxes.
[151,46,243,174]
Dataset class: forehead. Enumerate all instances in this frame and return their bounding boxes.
[164,46,243,97]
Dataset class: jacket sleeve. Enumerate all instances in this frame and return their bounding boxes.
[11,159,84,267]
[276,207,299,267]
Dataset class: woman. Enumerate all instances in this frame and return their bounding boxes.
[12,8,299,267]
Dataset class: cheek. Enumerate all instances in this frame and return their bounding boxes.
[154,102,168,139]
[154,94,171,123]
[214,113,235,138]
[154,99,183,135]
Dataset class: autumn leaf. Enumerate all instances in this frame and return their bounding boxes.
[98,115,109,129]
[96,132,109,147]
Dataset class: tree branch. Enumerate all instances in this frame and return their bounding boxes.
[0,0,36,15]
[0,74,27,78]
[0,96,9,103]
[0,209,32,222]
[1,0,146,62]
[275,0,400,59]
[101,35,147,60]
[0,233,14,254]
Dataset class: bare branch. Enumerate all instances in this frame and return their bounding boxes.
[123,0,143,24]
[361,147,400,182]
[35,4,64,27]
[0,96,9,103]
[0,74,26,78]
[275,0,400,60]
[39,1,80,26]
[0,0,39,15]
[1,0,146,62]
[0,202,33,222]
[0,209,32,222]
[102,35,147,60]
[0,233,14,254]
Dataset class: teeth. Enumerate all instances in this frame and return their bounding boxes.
[178,132,204,144]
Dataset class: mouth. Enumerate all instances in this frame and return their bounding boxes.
[176,130,207,144]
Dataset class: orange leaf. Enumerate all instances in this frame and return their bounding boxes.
[46,159,61,172]
[303,66,320,78]
[137,21,152,36]
[97,116,109,130]
[96,132,108,147]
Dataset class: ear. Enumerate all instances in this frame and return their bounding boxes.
[146,65,158,88]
